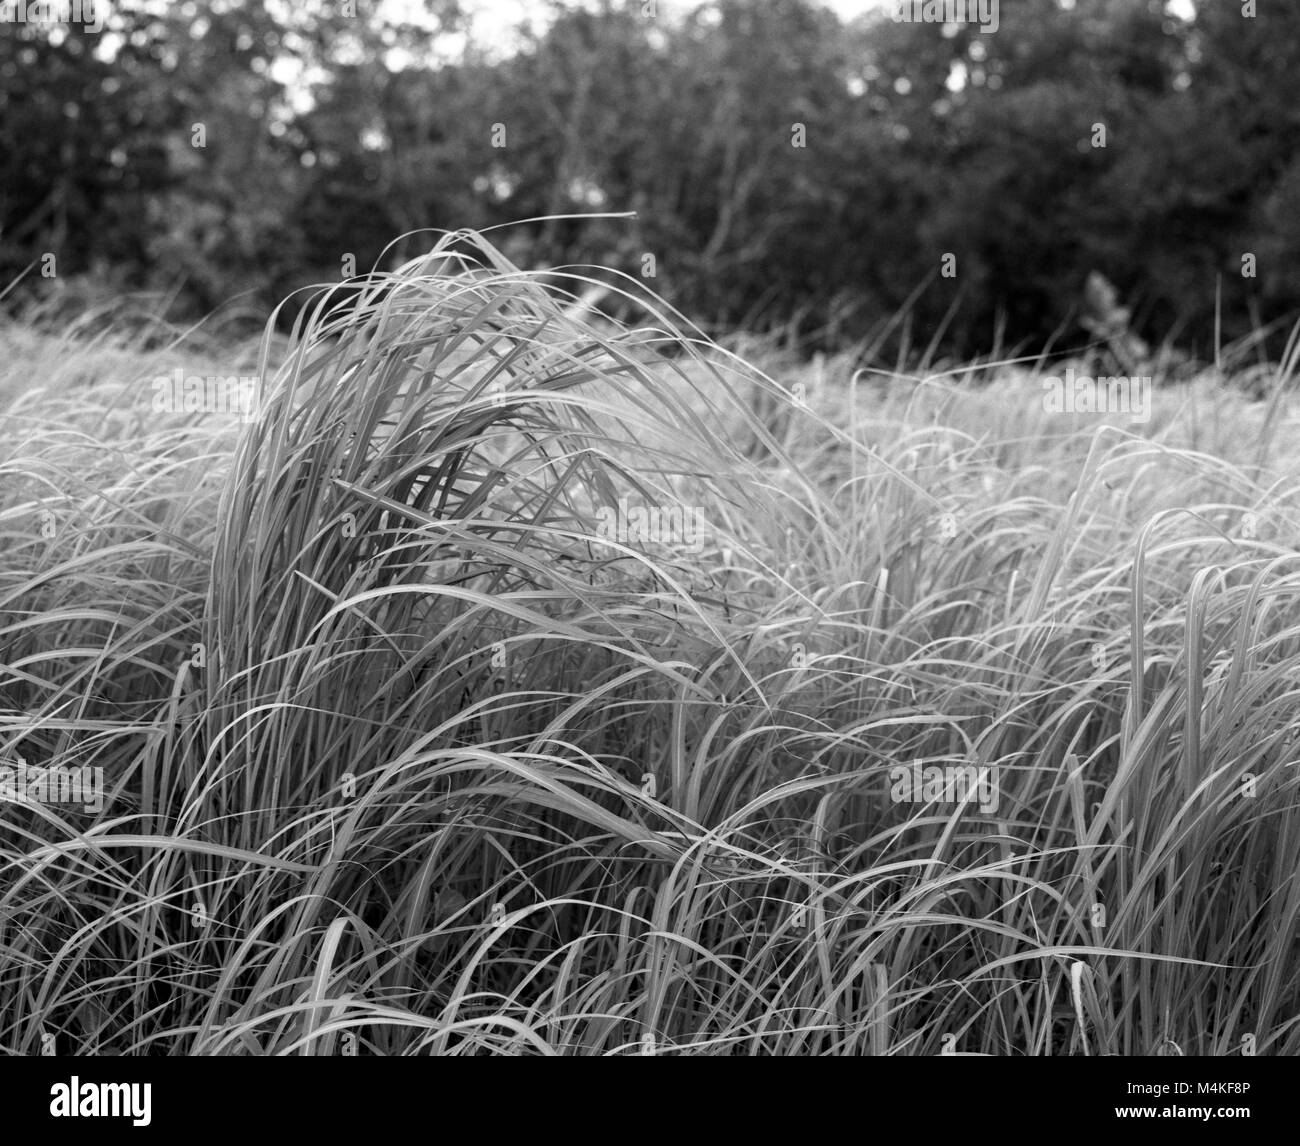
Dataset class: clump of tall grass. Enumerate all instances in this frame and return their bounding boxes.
[1,234,1298,1055]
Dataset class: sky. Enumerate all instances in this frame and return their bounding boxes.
[456,0,1197,45]
[375,0,891,72]
[355,0,1200,82]
[459,0,884,38]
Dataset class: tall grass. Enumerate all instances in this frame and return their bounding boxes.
[1,233,1298,1055]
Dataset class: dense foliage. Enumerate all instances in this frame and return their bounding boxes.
[2,0,1296,359]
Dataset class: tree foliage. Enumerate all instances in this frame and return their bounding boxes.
[1,0,1292,359]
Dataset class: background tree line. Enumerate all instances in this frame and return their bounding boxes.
[2,0,1296,362]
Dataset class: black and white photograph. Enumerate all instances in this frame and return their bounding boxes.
[0,0,1295,1113]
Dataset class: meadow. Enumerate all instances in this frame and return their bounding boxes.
[2,232,1298,1055]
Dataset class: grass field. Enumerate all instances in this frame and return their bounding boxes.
[3,235,1299,1055]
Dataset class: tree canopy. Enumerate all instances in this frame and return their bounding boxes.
[1,0,1291,360]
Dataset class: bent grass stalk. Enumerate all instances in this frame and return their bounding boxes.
[1,234,1298,1055]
